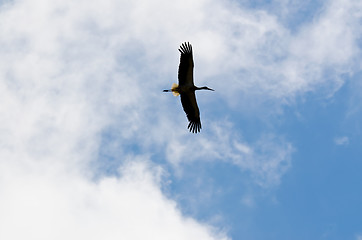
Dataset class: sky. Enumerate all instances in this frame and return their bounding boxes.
[0,0,361,239]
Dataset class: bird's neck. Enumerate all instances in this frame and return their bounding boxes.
[195,86,208,90]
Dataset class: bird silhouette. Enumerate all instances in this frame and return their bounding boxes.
[163,42,214,133]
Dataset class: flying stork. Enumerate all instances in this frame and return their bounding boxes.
[163,42,214,133]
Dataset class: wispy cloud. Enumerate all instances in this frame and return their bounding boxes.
[165,122,293,188]
[241,194,255,207]
[334,136,349,146]
[209,0,362,107]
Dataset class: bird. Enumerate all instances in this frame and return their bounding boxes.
[163,42,214,133]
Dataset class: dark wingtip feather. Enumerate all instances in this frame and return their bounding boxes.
[179,42,192,55]
[187,121,201,133]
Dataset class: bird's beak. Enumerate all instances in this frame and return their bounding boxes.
[209,88,215,91]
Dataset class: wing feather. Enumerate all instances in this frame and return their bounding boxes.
[178,42,194,86]
[180,92,201,133]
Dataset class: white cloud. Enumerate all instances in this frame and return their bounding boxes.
[0,0,232,239]
[1,0,361,238]
[0,160,229,240]
[334,136,349,145]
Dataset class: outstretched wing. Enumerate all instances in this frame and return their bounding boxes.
[178,42,194,86]
[180,92,201,133]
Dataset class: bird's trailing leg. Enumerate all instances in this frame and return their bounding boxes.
[163,83,180,96]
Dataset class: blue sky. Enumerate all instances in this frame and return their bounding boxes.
[0,0,362,239]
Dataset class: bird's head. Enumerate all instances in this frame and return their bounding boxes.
[201,86,215,91]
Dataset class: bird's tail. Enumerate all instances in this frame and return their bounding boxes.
[171,83,179,96]
[163,83,179,96]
